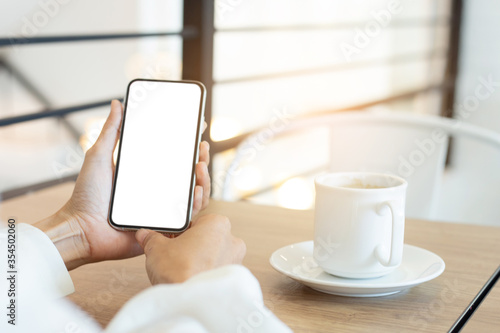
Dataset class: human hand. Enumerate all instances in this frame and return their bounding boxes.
[135,214,246,284]
[35,100,211,270]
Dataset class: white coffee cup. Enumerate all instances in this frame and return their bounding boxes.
[313,172,407,279]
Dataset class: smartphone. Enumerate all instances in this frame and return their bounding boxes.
[109,79,206,233]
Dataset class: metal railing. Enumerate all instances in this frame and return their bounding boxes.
[0,25,202,198]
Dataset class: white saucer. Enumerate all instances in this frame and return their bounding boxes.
[269,241,445,297]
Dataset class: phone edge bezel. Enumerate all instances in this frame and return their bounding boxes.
[107,78,207,233]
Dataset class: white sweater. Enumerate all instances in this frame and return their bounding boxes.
[0,223,291,333]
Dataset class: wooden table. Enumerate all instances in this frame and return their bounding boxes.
[2,182,500,332]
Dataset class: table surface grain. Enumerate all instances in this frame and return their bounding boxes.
[1,182,500,332]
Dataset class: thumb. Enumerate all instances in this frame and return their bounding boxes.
[136,229,168,255]
[93,100,123,155]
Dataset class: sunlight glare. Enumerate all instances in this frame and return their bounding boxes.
[277,177,314,210]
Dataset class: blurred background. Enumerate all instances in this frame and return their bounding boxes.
[1,0,499,225]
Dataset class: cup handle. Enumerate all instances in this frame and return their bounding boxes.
[375,200,404,267]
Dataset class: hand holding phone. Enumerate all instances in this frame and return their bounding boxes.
[136,214,247,284]
[35,96,210,270]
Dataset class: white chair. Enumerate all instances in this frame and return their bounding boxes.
[220,111,500,224]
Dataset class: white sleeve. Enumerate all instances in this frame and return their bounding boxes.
[0,222,78,332]
[0,223,75,301]
[0,223,291,333]
[105,265,292,333]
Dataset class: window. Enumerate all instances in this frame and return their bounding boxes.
[208,0,453,208]
[0,0,456,208]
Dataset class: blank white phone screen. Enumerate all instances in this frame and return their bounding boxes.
[111,80,203,229]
